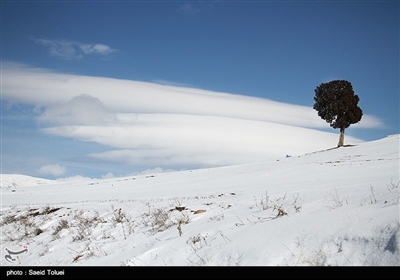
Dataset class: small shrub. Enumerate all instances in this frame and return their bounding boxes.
[71,223,92,242]
[19,215,38,238]
[150,208,173,232]
[1,213,17,226]
[260,191,270,210]
[252,191,299,219]
[387,180,400,192]
[53,219,69,236]
[71,211,95,241]
[369,185,377,204]
[187,233,208,250]
[273,205,288,217]
[111,207,129,224]
[324,187,348,209]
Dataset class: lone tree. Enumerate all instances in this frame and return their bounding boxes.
[313,80,363,147]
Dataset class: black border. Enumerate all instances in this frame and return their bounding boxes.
[1,266,399,279]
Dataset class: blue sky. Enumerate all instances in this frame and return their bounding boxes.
[1,1,399,179]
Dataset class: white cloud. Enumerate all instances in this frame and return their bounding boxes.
[43,114,364,168]
[2,62,363,129]
[38,94,116,125]
[352,115,386,129]
[38,164,67,176]
[79,43,115,55]
[33,38,117,60]
[101,172,115,179]
[3,62,382,130]
[56,175,94,182]
[99,168,176,179]
[2,63,383,170]
[133,167,176,176]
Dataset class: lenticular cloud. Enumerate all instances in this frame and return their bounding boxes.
[38,94,116,125]
[2,62,375,170]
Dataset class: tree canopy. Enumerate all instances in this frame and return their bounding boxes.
[313,80,363,146]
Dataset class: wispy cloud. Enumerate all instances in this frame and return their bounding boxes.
[33,38,117,60]
[178,3,201,16]
[177,2,216,16]
[2,62,383,170]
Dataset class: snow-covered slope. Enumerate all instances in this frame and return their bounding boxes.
[0,174,57,189]
[1,135,399,266]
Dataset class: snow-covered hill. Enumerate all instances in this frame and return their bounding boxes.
[0,174,57,189]
[1,135,399,267]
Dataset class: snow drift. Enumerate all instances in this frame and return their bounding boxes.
[1,134,399,266]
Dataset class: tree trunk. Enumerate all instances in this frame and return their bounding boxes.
[338,127,345,147]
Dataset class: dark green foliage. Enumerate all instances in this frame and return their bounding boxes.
[313,80,363,130]
[313,80,363,146]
